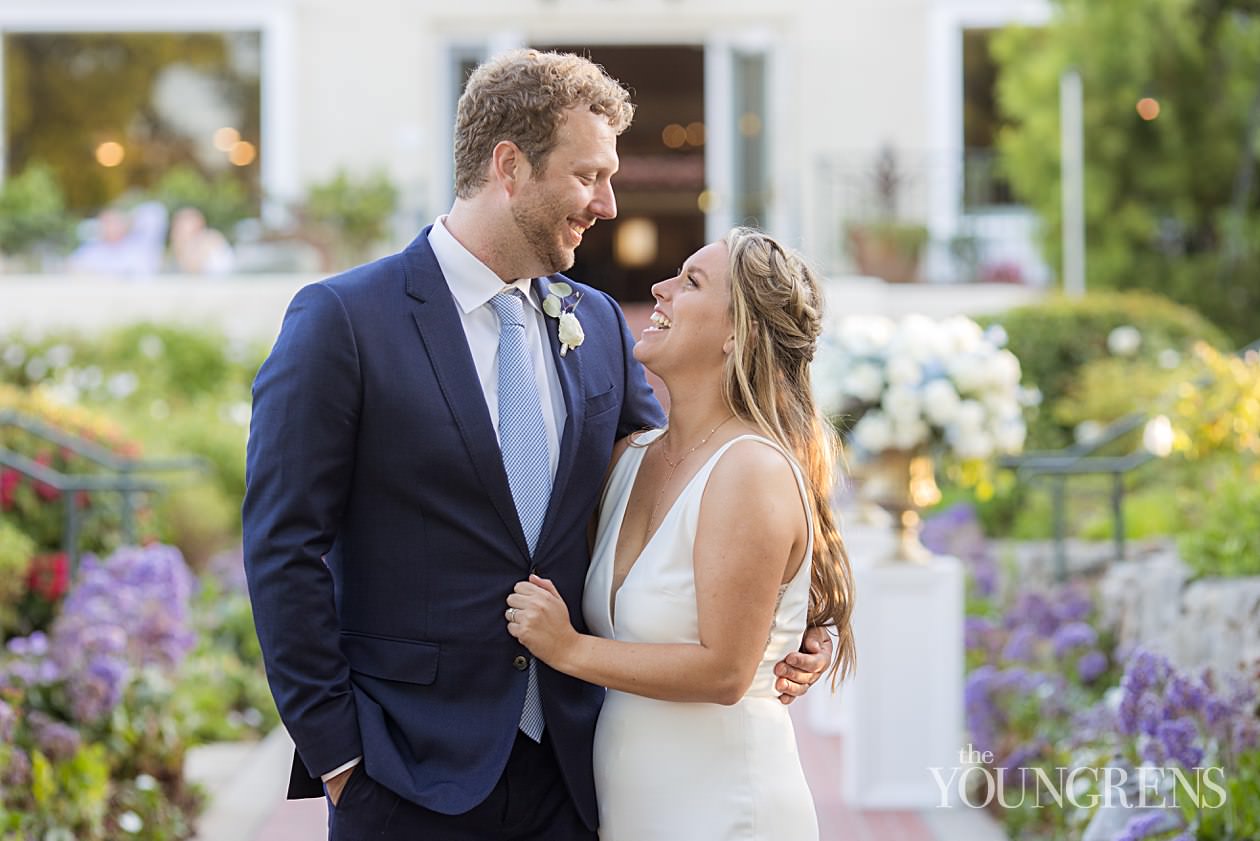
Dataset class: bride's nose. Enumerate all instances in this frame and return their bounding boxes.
[650,276,674,302]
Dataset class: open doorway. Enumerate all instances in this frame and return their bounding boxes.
[533,44,706,306]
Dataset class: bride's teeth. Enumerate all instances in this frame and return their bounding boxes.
[650,312,672,329]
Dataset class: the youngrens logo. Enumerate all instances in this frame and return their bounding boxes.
[931,745,1228,810]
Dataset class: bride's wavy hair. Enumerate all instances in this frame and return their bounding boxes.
[722,227,855,683]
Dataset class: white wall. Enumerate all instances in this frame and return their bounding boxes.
[5,0,1053,272]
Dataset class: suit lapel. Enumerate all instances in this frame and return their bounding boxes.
[533,276,584,557]
[402,232,532,564]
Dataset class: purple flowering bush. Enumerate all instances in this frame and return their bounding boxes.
[928,502,1260,841]
[0,543,203,840]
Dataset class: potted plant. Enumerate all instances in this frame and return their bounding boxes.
[844,146,930,283]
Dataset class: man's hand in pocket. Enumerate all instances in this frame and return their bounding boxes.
[325,766,355,806]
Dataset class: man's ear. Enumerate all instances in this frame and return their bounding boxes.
[491,141,530,196]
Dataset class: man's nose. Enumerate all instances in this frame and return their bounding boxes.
[591,181,616,220]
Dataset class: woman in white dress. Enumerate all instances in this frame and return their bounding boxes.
[506,227,856,840]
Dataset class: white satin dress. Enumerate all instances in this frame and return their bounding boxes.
[583,431,820,840]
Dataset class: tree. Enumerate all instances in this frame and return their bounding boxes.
[992,0,1260,346]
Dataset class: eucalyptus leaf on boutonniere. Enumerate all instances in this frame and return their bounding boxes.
[543,281,585,356]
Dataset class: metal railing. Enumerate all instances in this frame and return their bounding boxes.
[814,147,1051,285]
[0,408,207,567]
[998,339,1260,580]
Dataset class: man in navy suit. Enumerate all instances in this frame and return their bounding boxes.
[243,49,830,840]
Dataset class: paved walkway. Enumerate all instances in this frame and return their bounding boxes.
[191,701,1003,841]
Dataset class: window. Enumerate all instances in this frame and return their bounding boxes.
[961,27,1015,209]
[4,31,261,213]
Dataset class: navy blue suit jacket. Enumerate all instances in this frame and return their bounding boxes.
[242,228,665,829]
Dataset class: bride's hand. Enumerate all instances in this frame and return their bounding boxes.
[506,575,577,666]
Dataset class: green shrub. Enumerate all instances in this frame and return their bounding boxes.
[0,521,36,632]
[0,164,77,259]
[979,291,1231,449]
[152,164,255,237]
[1178,467,1260,578]
[301,168,399,268]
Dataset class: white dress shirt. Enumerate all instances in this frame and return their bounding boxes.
[320,217,568,785]
[426,215,566,479]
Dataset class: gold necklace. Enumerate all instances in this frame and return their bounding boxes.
[645,415,737,537]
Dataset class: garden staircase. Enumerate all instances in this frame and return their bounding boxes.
[0,408,205,567]
[997,337,1259,579]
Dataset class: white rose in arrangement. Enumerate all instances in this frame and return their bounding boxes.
[993,419,1027,453]
[988,349,1022,390]
[940,315,985,355]
[853,411,894,452]
[881,386,922,426]
[839,316,895,356]
[891,418,930,450]
[886,355,923,387]
[843,363,885,402]
[955,399,987,431]
[947,354,990,395]
[812,313,1028,460]
[953,429,995,460]
[982,393,1021,423]
[922,379,962,426]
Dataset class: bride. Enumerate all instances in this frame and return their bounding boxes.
[506,227,856,839]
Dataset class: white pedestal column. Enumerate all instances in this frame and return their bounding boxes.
[812,521,966,808]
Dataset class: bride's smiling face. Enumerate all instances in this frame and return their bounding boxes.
[634,240,733,377]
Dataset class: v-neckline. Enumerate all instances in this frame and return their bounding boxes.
[606,432,744,627]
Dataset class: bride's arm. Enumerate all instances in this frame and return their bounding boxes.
[509,441,805,704]
[588,435,636,552]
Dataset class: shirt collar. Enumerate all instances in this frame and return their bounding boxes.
[428,215,539,314]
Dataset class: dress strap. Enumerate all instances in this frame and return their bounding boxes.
[708,434,814,559]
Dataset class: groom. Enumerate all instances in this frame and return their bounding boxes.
[243,49,830,840]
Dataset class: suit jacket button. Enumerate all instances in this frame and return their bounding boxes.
[513,655,528,671]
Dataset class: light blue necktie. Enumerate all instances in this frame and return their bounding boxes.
[490,289,549,742]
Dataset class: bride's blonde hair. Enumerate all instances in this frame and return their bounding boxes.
[722,227,855,683]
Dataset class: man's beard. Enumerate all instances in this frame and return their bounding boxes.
[511,195,575,276]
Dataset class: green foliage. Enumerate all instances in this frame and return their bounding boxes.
[1167,342,1260,459]
[991,0,1260,346]
[0,164,77,258]
[980,291,1229,448]
[1197,745,1260,841]
[1178,466,1260,578]
[152,165,255,238]
[0,323,264,558]
[301,168,399,268]
[0,521,35,631]
[173,576,277,743]
[27,745,112,839]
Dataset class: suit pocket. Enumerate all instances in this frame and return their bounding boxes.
[584,384,618,418]
[340,631,439,685]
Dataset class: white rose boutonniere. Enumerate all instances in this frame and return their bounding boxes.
[542,281,585,356]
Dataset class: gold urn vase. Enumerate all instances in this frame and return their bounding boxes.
[859,449,942,563]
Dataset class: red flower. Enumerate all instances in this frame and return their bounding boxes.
[27,552,70,602]
[0,469,19,509]
[32,454,61,502]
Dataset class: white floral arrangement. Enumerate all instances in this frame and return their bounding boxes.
[813,313,1033,460]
